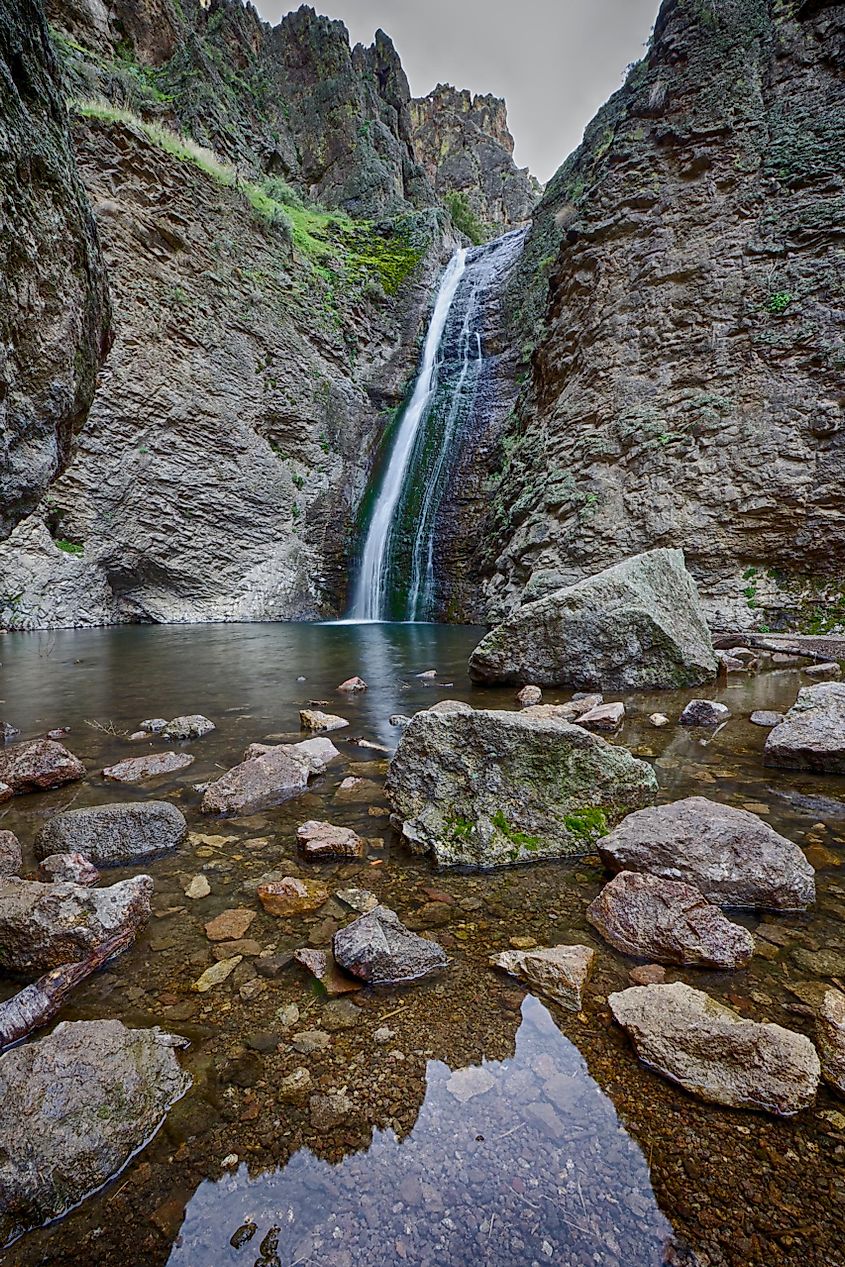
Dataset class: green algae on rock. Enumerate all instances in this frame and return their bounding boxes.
[385,705,657,868]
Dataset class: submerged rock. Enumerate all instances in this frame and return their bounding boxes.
[294,947,362,995]
[468,549,718,690]
[333,905,447,984]
[0,1020,189,1248]
[750,710,785,727]
[338,676,367,693]
[0,875,152,973]
[299,709,348,733]
[37,852,100,886]
[609,982,820,1115]
[385,705,657,867]
[490,944,594,1011]
[162,715,216,741]
[803,662,841,681]
[34,801,187,866]
[764,683,845,774]
[296,820,366,860]
[0,738,85,795]
[599,796,814,911]
[0,831,21,876]
[586,871,754,968]
[202,737,338,815]
[204,909,256,942]
[103,751,194,783]
[257,876,329,917]
[817,988,845,1097]
[1,722,20,744]
[679,699,730,727]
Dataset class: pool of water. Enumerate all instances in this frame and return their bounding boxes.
[1,622,845,1267]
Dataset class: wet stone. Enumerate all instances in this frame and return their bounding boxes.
[255,951,294,978]
[297,820,366,860]
[751,710,785,727]
[299,709,349,732]
[204,909,256,942]
[257,875,329,917]
[213,938,262,960]
[37,851,99,886]
[310,1092,354,1131]
[333,905,448,985]
[103,751,194,783]
[0,738,85,795]
[320,998,362,1030]
[278,1067,312,1104]
[162,714,216,740]
[491,944,594,1011]
[194,956,242,992]
[294,947,362,995]
[0,830,22,876]
[679,700,730,727]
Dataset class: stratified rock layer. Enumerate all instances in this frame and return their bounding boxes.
[469,550,717,689]
[386,705,657,867]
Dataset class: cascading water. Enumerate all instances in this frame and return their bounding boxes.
[349,227,526,622]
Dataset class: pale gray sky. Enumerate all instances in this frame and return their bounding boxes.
[255,1,662,183]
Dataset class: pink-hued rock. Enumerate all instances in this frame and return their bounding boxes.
[294,947,362,995]
[0,738,85,795]
[297,820,366,860]
[337,677,367,693]
[578,701,625,731]
[204,909,256,942]
[103,751,194,783]
[201,738,338,815]
[37,851,100,886]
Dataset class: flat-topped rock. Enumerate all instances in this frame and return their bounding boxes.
[385,705,657,868]
[750,710,784,727]
[103,751,194,783]
[490,944,594,1011]
[34,801,187,866]
[609,982,820,1115]
[469,548,718,690]
[202,737,338,815]
[257,876,329,917]
[764,682,845,774]
[0,738,85,795]
[599,796,814,911]
[333,905,447,984]
[299,709,348,733]
[578,701,625,731]
[586,871,754,968]
[296,820,366,860]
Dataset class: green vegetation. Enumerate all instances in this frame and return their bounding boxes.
[766,290,793,314]
[491,810,540,851]
[444,191,489,246]
[447,814,476,840]
[54,539,84,555]
[562,807,609,841]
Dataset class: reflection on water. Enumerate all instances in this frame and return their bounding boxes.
[168,995,676,1267]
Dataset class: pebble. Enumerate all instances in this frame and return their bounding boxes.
[292,1029,331,1054]
[184,875,211,900]
[194,956,242,992]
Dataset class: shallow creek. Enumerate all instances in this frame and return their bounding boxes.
[1,622,844,1267]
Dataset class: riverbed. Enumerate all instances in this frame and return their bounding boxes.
[1,622,844,1267]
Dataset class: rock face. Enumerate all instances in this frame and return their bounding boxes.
[0,1019,189,1247]
[609,982,820,1116]
[34,801,187,866]
[202,738,338,815]
[480,0,845,634]
[490,944,594,1011]
[0,738,85,794]
[385,705,657,868]
[0,874,152,973]
[817,988,845,1097]
[333,905,447,984]
[0,0,109,539]
[586,871,754,969]
[599,797,815,911]
[469,550,717,689]
[410,84,539,237]
[764,683,845,773]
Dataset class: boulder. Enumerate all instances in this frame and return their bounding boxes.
[490,944,594,1011]
[34,801,187,867]
[750,710,784,727]
[0,738,85,795]
[817,988,845,1097]
[162,715,216,741]
[139,718,167,733]
[38,852,100,886]
[516,685,542,707]
[385,705,657,868]
[609,982,820,1115]
[764,683,845,774]
[103,751,194,782]
[333,905,447,984]
[599,796,814,911]
[296,820,366,860]
[468,548,718,690]
[299,709,348,733]
[578,701,625,731]
[0,875,152,973]
[1,722,20,744]
[803,662,841,681]
[679,699,730,727]
[0,830,21,876]
[586,871,754,968]
[201,737,338,815]
[0,1020,189,1247]
[338,677,367,693]
[257,876,329,917]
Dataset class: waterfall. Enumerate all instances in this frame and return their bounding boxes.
[349,227,526,622]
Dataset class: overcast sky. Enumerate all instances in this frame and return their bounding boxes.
[255,1,662,183]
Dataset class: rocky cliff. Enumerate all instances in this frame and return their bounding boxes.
[0,0,109,540]
[411,84,540,239]
[479,0,845,634]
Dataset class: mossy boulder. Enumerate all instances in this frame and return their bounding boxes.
[385,705,658,868]
[469,548,718,690]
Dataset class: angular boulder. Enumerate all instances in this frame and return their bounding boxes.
[0,875,152,973]
[296,820,366,860]
[34,801,187,867]
[599,796,814,911]
[490,944,594,1011]
[679,699,730,727]
[0,830,21,876]
[37,852,100,886]
[202,737,338,815]
[609,982,820,1115]
[817,988,845,1097]
[586,871,754,968]
[299,709,348,733]
[103,751,194,783]
[0,738,85,795]
[0,1020,189,1247]
[385,705,657,867]
[468,548,718,690]
[764,682,845,774]
[162,715,216,741]
[333,905,447,984]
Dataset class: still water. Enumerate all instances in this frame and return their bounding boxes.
[1,622,844,1267]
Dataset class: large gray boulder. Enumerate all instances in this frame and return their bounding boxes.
[0,875,152,973]
[202,737,339,815]
[609,982,820,1115]
[34,801,187,867]
[599,796,814,911]
[586,871,754,969]
[468,548,718,689]
[0,1020,189,1247]
[385,705,658,868]
[764,682,845,774]
[333,905,447,984]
